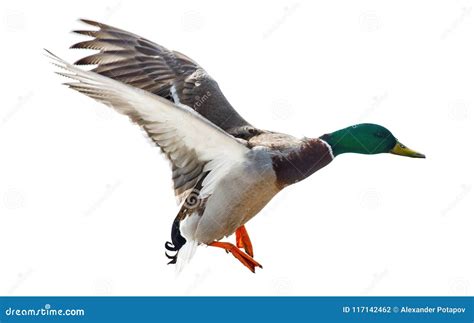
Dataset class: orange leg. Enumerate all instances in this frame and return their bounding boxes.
[209,241,262,273]
[236,225,254,257]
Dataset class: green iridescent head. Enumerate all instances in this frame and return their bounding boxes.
[320,123,425,158]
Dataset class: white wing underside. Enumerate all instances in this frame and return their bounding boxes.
[46,50,249,206]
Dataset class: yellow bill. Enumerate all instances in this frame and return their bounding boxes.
[390,141,426,158]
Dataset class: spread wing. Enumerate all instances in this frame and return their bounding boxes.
[70,19,256,138]
[47,50,249,203]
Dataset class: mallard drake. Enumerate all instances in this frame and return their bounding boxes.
[47,19,425,273]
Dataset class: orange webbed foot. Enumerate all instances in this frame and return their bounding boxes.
[209,241,262,273]
[236,225,254,257]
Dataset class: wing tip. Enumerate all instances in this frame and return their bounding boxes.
[43,48,54,57]
[71,29,96,37]
[43,48,62,64]
[78,18,102,27]
[71,19,103,38]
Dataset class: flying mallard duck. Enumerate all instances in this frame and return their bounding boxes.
[47,19,425,273]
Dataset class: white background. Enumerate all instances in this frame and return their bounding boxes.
[0,0,473,296]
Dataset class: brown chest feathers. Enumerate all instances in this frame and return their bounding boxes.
[271,138,334,189]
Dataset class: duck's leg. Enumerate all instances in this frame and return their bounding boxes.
[209,241,262,273]
[235,225,254,257]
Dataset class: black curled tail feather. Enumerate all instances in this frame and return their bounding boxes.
[165,172,209,265]
[165,215,186,265]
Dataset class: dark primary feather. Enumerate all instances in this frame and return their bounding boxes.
[71,19,255,137]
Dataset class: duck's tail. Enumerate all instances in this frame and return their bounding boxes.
[165,213,199,272]
[175,240,198,273]
[165,239,198,273]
